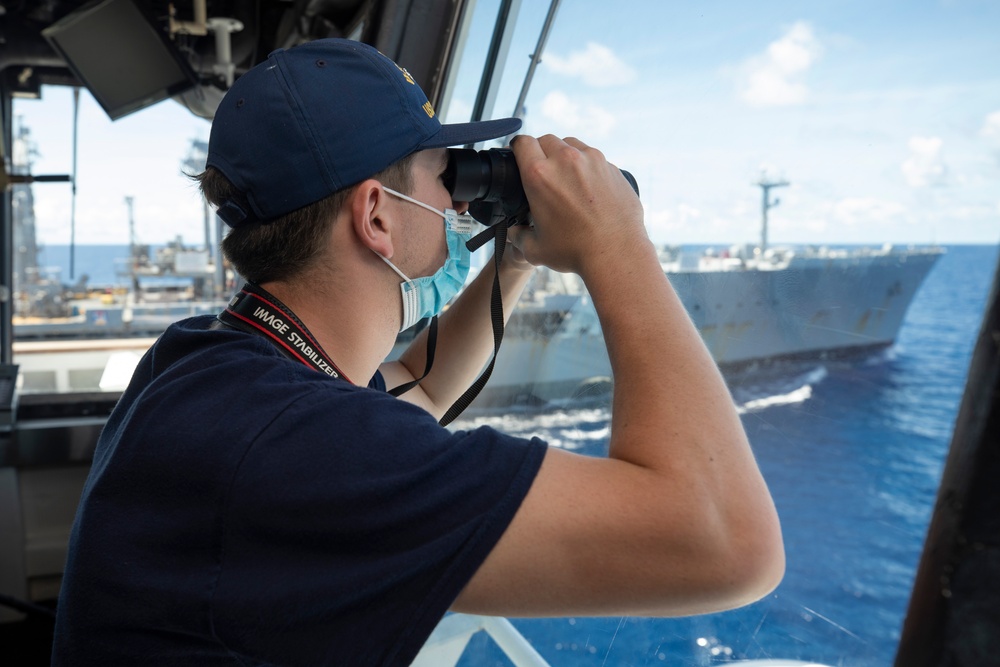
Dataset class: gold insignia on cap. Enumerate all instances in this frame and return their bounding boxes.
[395,64,415,85]
[422,101,436,118]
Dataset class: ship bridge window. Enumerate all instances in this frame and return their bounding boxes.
[10,85,217,401]
[432,1,996,664]
[3,0,997,662]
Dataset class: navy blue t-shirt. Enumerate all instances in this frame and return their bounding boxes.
[52,315,546,666]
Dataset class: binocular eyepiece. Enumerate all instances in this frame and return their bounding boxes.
[444,147,639,226]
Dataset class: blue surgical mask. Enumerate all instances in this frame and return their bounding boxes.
[378,186,478,331]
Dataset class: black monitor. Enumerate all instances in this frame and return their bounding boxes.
[42,0,197,120]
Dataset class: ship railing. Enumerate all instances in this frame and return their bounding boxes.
[411,613,551,667]
[410,613,836,667]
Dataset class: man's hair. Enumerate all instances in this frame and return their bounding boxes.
[198,154,415,284]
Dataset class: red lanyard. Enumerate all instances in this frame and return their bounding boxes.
[217,283,352,383]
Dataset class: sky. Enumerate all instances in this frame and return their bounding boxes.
[16,0,1000,248]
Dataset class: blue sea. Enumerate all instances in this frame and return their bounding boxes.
[35,244,998,666]
[447,244,999,666]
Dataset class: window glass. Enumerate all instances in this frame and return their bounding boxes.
[439,1,998,664]
[9,1,999,662]
[12,87,214,394]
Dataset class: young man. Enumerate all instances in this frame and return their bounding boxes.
[53,39,783,665]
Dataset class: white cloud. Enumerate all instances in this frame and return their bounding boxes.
[983,112,1000,168]
[676,204,702,223]
[647,209,683,234]
[981,110,1000,138]
[544,42,637,87]
[737,22,822,107]
[646,204,705,239]
[830,197,907,226]
[540,91,616,137]
[901,136,948,187]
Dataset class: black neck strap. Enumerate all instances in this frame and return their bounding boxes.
[438,220,509,426]
[218,283,351,382]
[386,316,439,398]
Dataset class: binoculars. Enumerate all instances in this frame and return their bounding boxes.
[444,147,639,226]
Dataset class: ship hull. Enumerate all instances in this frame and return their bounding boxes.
[676,250,941,364]
[470,248,943,407]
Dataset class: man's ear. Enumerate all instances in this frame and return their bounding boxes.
[350,180,396,259]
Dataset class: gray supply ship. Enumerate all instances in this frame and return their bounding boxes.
[466,242,943,407]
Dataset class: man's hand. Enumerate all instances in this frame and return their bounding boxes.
[507,135,645,279]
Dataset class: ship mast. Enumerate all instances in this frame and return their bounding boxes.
[124,195,137,292]
[756,176,788,253]
[11,119,41,295]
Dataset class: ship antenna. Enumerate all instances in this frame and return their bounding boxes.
[755,174,788,254]
[124,196,136,293]
[70,88,80,279]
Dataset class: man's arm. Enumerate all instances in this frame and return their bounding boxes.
[379,247,535,418]
[450,135,784,616]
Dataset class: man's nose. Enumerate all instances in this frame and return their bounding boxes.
[453,200,470,215]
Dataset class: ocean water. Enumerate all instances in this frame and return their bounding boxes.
[449,245,999,667]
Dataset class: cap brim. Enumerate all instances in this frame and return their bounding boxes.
[418,117,523,149]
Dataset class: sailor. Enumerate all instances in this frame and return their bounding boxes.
[52,38,783,665]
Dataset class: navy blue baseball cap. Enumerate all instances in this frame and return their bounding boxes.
[207,38,522,227]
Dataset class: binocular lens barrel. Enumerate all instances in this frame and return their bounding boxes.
[444,147,639,211]
[446,148,525,204]
[445,149,490,201]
